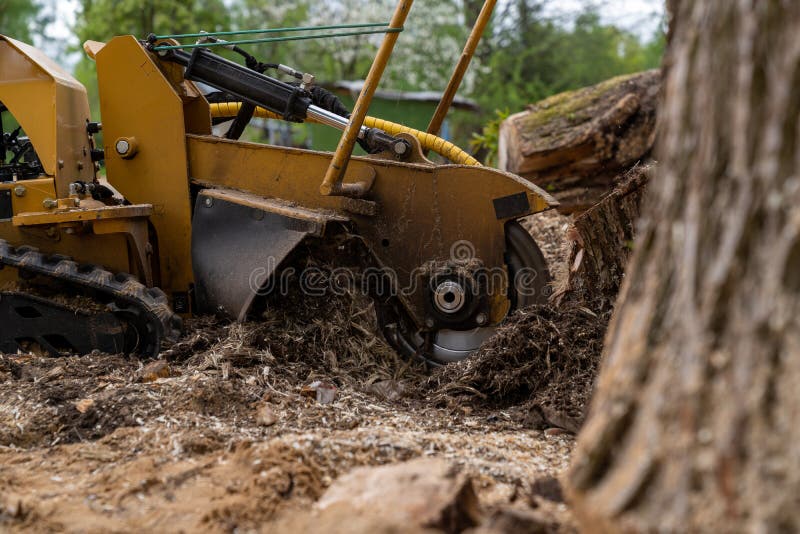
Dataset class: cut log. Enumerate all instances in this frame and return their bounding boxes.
[499,70,659,213]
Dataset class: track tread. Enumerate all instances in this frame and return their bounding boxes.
[0,239,182,355]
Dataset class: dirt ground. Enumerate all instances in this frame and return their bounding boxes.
[0,210,607,533]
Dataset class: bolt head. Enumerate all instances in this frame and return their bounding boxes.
[425,317,435,328]
[203,197,213,208]
[13,186,26,197]
[476,313,487,326]
[115,139,130,155]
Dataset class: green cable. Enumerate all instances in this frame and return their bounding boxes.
[151,27,402,51]
[154,22,390,40]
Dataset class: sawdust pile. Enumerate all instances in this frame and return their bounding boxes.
[425,302,609,418]
[0,315,576,531]
[168,276,427,389]
[421,210,610,420]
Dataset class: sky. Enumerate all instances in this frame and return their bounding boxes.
[39,0,664,67]
[37,0,79,61]
[544,0,664,37]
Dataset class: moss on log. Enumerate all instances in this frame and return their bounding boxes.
[499,70,659,213]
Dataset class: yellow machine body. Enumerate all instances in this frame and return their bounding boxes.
[0,36,140,280]
[0,21,556,362]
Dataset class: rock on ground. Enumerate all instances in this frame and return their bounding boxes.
[314,459,480,533]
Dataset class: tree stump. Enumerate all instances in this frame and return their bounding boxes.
[499,70,659,213]
[559,164,651,302]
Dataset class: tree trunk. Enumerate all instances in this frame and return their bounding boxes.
[566,2,800,532]
[498,70,659,213]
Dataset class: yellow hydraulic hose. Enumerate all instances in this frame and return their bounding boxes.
[209,102,481,167]
[364,116,481,166]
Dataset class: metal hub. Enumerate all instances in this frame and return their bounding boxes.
[433,280,466,314]
[377,221,551,365]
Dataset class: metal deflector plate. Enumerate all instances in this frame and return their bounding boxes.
[191,190,322,320]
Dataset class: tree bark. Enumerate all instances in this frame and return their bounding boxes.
[566,2,800,532]
[560,164,651,303]
[498,70,659,213]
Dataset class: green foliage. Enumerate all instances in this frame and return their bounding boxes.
[472,1,665,116]
[75,0,230,40]
[15,0,665,154]
[230,0,469,91]
[459,1,665,163]
[0,0,50,43]
[228,0,311,74]
[72,0,231,115]
[469,108,509,167]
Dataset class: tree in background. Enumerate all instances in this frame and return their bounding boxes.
[0,0,50,44]
[76,0,229,38]
[468,0,663,160]
[472,0,663,115]
[559,10,661,89]
[72,0,231,112]
[232,0,469,92]
[227,0,311,79]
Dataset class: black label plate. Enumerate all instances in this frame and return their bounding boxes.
[492,192,530,220]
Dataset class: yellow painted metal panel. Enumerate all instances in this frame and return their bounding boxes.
[94,36,195,295]
[0,36,94,196]
[187,135,555,325]
[0,178,56,215]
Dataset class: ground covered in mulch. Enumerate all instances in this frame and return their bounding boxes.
[425,302,608,418]
[0,208,615,533]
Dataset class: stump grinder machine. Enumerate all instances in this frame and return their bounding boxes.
[0,1,555,364]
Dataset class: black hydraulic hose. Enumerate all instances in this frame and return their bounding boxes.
[9,141,32,165]
[237,46,278,74]
[224,56,270,140]
[308,86,351,117]
[225,102,256,139]
[3,126,22,164]
[6,126,21,146]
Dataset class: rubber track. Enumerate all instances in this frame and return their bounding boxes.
[0,239,182,352]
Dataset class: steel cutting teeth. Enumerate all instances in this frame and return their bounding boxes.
[0,239,182,356]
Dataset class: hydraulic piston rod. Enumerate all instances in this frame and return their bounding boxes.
[155,45,410,160]
[306,106,409,156]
